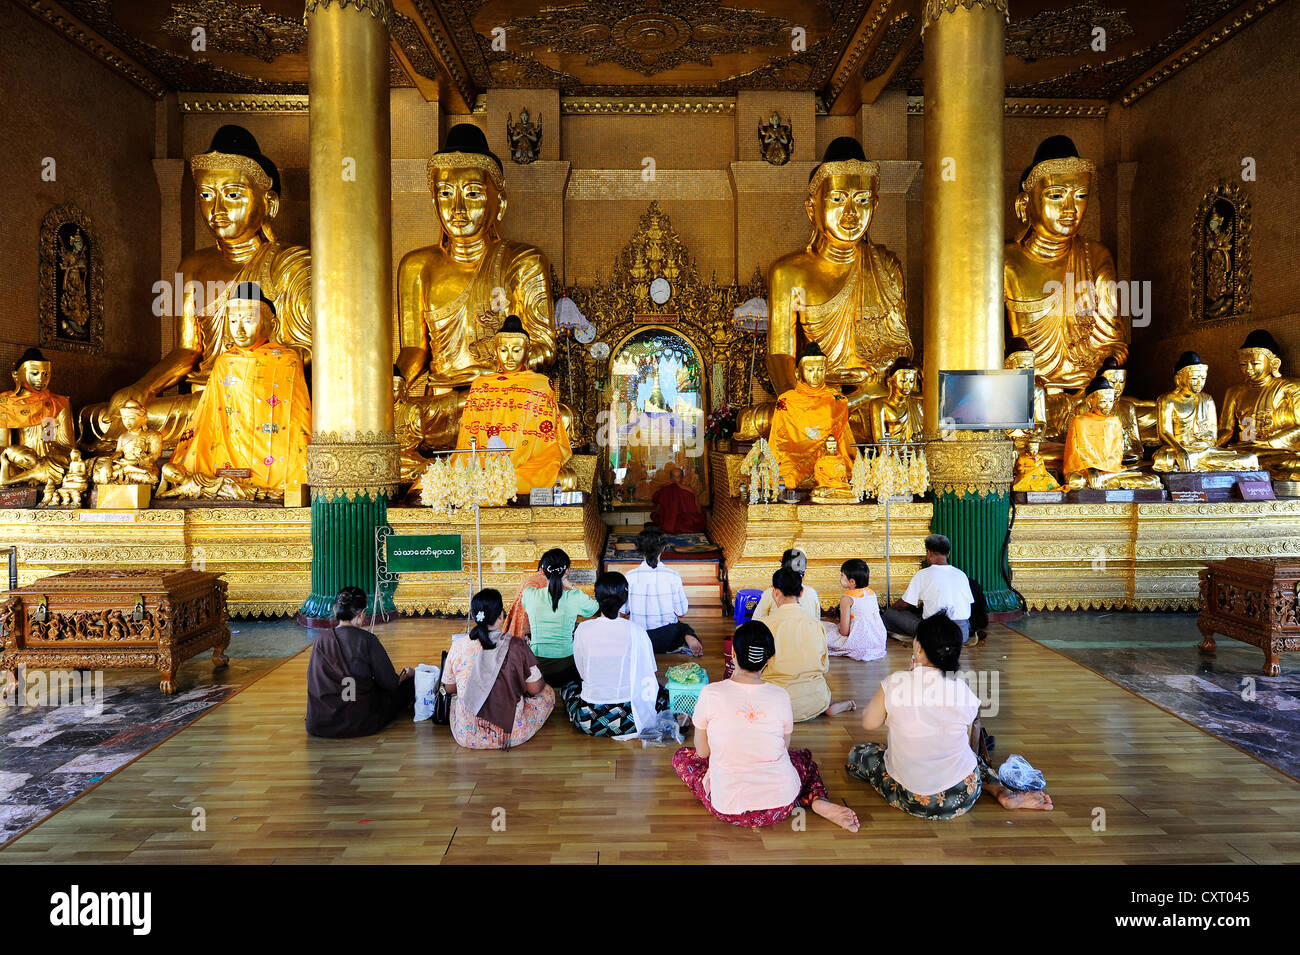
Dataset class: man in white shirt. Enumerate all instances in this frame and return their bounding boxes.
[621,527,704,656]
[882,534,975,643]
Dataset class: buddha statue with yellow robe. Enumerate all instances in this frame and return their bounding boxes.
[1153,351,1259,473]
[83,126,311,449]
[867,357,924,445]
[1064,376,1163,491]
[455,315,571,495]
[769,343,853,490]
[1005,135,1127,392]
[1217,329,1300,481]
[738,136,909,442]
[810,434,857,504]
[1012,439,1063,493]
[396,124,556,450]
[0,348,76,488]
[158,283,311,501]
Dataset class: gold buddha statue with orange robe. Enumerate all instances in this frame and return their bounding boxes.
[1064,376,1162,491]
[83,126,310,448]
[158,283,311,501]
[1217,329,1300,481]
[810,434,857,504]
[1005,135,1126,393]
[738,136,909,442]
[769,344,853,490]
[456,315,571,495]
[0,348,75,487]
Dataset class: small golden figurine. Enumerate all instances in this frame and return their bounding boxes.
[0,348,76,488]
[768,343,854,490]
[867,357,924,445]
[1153,351,1260,473]
[1012,439,1063,493]
[40,449,90,507]
[1217,329,1300,481]
[92,399,163,486]
[810,435,857,504]
[1064,376,1163,491]
[1005,135,1127,392]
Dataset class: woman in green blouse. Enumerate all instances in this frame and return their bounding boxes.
[522,548,599,687]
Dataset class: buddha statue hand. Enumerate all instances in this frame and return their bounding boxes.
[557,462,578,492]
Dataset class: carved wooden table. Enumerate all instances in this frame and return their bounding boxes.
[1197,557,1300,676]
[0,569,230,693]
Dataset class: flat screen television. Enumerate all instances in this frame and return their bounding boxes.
[937,369,1035,431]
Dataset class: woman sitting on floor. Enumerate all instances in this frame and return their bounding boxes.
[752,548,820,622]
[846,612,1053,818]
[502,559,548,639]
[441,588,555,750]
[672,621,859,831]
[563,571,669,737]
[520,548,600,687]
[306,586,414,738]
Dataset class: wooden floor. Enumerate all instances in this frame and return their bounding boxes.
[3,613,1298,864]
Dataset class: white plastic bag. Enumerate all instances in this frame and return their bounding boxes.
[413,663,441,722]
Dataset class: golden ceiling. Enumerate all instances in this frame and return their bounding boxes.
[16,0,1286,111]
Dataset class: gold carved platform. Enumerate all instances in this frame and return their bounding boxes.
[708,452,1300,612]
[0,494,604,618]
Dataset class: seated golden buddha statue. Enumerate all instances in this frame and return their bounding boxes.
[92,399,163,486]
[738,136,909,442]
[1064,376,1163,491]
[1012,439,1062,493]
[456,315,572,495]
[83,126,310,449]
[867,357,923,445]
[41,450,90,507]
[1152,351,1259,474]
[1217,329,1300,480]
[395,124,556,450]
[810,434,857,504]
[1005,135,1126,393]
[769,343,853,490]
[0,348,76,487]
[1003,337,1048,445]
[158,283,311,501]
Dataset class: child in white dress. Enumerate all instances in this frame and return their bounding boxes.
[823,559,888,662]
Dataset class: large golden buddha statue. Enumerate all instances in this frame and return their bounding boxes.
[1153,351,1259,473]
[0,348,75,487]
[396,124,555,449]
[1005,136,1126,392]
[738,136,909,441]
[83,126,310,448]
[1064,376,1162,491]
[866,357,923,445]
[455,315,571,495]
[158,283,311,501]
[768,343,853,490]
[1217,329,1300,480]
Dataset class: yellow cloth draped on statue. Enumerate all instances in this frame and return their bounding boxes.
[170,341,311,493]
[804,243,910,384]
[457,370,570,494]
[769,381,852,488]
[1065,411,1124,475]
[0,388,72,431]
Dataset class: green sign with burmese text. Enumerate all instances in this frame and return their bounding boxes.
[385,534,463,574]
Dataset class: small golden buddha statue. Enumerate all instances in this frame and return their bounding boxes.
[810,434,857,504]
[1003,337,1048,443]
[396,124,556,450]
[1217,329,1300,481]
[1005,135,1126,392]
[1064,376,1163,491]
[83,126,310,448]
[1012,439,1063,493]
[40,450,90,507]
[768,343,854,490]
[0,348,76,487]
[738,136,909,441]
[455,315,573,495]
[92,399,163,486]
[158,283,311,501]
[867,357,924,445]
[1153,351,1259,473]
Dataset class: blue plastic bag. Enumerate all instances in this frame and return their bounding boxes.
[996,754,1046,792]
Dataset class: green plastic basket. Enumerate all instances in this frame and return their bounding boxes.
[667,674,709,716]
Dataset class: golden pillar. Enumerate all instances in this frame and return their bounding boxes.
[920,0,1019,612]
[299,0,400,624]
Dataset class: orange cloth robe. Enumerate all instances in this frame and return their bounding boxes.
[457,370,571,494]
[769,381,852,489]
[170,341,311,493]
[652,482,707,533]
[1064,411,1124,475]
[0,388,71,430]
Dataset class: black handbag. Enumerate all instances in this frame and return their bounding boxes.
[431,649,451,726]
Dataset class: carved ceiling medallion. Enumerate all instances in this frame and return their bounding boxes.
[160,1,305,63]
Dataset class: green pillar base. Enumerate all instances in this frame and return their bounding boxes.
[297,491,397,627]
[930,490,1020,614]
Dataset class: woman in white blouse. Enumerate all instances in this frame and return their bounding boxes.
[846,612,1053,818]
[752,548,821,622]
[563,571,668,737]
